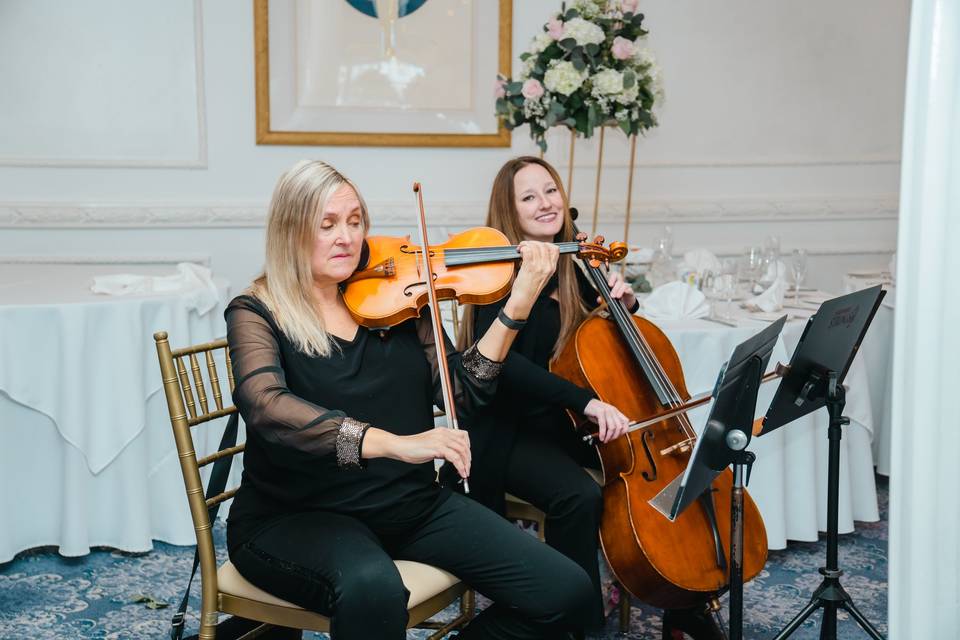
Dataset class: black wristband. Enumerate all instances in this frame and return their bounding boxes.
[497,307,527,330]
[628,297,641,314]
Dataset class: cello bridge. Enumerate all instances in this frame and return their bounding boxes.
[659,438,694,457]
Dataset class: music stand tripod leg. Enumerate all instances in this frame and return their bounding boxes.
[772,373,886,640]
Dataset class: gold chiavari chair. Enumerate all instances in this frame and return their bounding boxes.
[154,331,474,640]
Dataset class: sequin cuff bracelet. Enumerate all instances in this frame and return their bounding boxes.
[461,344,503,381]
[336,417,370,469]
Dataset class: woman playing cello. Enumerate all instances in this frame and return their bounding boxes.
[461,156,726,639]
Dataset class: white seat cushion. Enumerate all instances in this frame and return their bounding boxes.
[218,559,460,610]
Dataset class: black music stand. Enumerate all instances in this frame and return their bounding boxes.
[758,285,886,640]
[650,316,786,640]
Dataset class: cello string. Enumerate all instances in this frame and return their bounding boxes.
[593,263,697,440]
[586,262,675,405]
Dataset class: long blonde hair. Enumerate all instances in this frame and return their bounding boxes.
[249,160,370,357]
[460,156,587,357]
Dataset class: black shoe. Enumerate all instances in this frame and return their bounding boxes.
[662,605,727,640]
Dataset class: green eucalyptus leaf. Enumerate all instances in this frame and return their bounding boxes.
[519,52,532,61]
[506,81,523,93]
[559,37,577,51]
[619,119,632,135]
[623,70,636,89]
[585,43,600,57]
[572,56,586,72]
[564,8,579,20]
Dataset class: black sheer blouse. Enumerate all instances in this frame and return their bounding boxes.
[225,294,499,550]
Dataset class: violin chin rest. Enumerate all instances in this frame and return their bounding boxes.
[358,239,370,270]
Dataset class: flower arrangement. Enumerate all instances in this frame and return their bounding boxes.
[494,0,662,151]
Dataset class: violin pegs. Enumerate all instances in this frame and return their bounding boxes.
[575,231,588,242]
[593,235,605,245]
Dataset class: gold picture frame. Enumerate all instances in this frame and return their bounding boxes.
[254,0,512,147]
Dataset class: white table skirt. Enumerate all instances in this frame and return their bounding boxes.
[646,309,880,550]
[0,264,234,562]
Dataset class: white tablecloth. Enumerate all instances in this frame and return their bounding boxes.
[843,274,896,476]
[643,299,881,550]
[0,264,232,562]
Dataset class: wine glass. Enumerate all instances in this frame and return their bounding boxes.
[791,249,808,302]
[741,246,764,294]
[717,258,740,319]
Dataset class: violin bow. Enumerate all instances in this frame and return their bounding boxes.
[412,182,469,493]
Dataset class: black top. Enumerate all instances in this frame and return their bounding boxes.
[466,268,601,512]
[224,295,496,551]
[474,269,598,422]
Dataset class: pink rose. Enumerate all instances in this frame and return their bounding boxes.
[621,0,639,13]
[493,77,507,99]
[521,79,545,100]
[611,36,635,60]
[547,17,564,40]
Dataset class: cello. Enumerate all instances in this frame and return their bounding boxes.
[550,229,768,611]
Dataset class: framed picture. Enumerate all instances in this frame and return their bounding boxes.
[254,0,512,147]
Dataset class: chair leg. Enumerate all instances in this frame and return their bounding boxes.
[618,589,632,633]
[425,590,476,639]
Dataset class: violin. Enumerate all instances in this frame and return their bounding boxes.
[343,226,626,329]
[550,222,768,610]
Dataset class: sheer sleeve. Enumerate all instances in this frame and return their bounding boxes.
[226,297,369,469]
[414,308,501,421]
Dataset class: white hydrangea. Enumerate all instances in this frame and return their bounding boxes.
[543,60,586,96]
[633,47,657,69]
[570,0,605,20]
[562,17,605,46]
[591,68,624,95]
[529,32,553,54]
[616,83,639,104]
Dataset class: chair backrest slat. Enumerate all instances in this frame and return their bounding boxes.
[206,350,224,411]
[197,443,244,468]
[189,353,209,415]
[225,348,235,392]
[206,487,239,509]
[175,356,198,420]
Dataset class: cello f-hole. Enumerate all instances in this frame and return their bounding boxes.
[640,430,658,481]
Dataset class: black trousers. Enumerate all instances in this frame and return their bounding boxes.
[229,492,593,640]
[502,429,605,630]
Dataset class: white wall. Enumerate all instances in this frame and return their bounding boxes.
[0,0,908,293]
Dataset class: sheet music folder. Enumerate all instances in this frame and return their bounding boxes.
[757,285,885,436]
[649,316,786,521]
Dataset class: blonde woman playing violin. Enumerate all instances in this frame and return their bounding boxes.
[225,159,593,639]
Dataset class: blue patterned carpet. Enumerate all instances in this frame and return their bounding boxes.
[0,477,888,639]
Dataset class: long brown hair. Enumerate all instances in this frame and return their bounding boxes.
[459,156,587,357]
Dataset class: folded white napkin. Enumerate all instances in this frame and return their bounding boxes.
[627,246,655,263]
[91,262,221,315]
[681,248,722,275]
[746,276,786,313]
[642,281,710,320]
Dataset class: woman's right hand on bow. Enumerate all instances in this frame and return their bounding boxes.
[583,399,631,443]
[365,427,472,479]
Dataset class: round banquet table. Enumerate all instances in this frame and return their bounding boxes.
[0,263,235,562]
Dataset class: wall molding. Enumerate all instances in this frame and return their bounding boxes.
[0,0,207,169]
[0,254,210,265]
[0,195,898,229]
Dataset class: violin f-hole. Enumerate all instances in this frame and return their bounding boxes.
[402,274,438,297]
